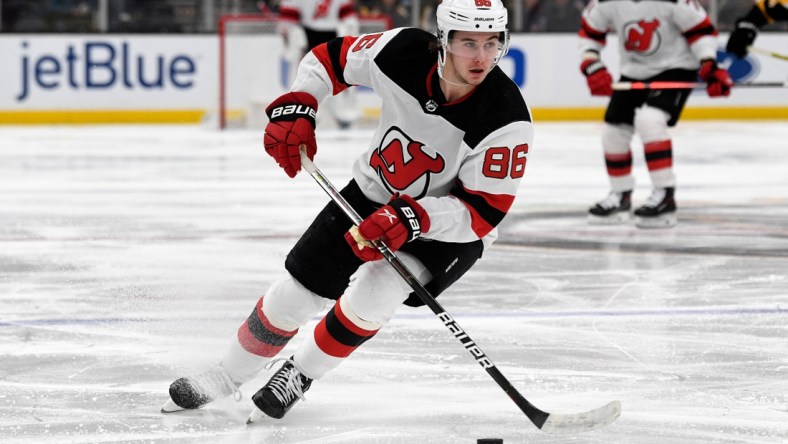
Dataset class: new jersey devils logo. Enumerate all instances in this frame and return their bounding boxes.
[623,19,661,55]
[369,127,445,199]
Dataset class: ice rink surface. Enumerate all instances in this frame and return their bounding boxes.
[1,121,786,443]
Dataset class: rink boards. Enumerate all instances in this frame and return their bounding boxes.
[0,33,786,124]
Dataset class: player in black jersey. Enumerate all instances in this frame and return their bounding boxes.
[727,0,788,58]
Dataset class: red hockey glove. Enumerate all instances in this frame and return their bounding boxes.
[699,60,733,98]
[344,195,430,262]
[580,58,613,96]
[263,92,318,178]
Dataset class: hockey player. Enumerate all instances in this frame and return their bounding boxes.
[277,0,362,128]
[162,0,533,421]
[726,0,788,59]
[579,0,733,228]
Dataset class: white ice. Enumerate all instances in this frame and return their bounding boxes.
[0,121,786,443]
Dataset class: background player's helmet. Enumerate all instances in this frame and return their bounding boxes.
[436,0,510,77]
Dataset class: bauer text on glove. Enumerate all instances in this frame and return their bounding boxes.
[580,58,613,97]
[344,195,430,262]
[263,92,318,178]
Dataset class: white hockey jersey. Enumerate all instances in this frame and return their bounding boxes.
[579,0,719,79]
[278,0,357,32]
[290,28,534,249]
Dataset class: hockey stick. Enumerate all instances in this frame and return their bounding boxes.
[612,80,787,90]
[749,46,788,62]
[298,148,621,435]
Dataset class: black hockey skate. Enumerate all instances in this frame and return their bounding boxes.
[635,187,677,228]
[588,190,632,224]
[161,365,241,413]
[247,358,312,423]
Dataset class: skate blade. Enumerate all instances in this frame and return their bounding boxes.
[587,212,631,225]
[635,213,677,229]
[160,399,186,413]
[246,407,266,424]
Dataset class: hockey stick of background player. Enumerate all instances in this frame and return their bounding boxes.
[298,147,622,435]
[613,80,787,90]
[749,46,788,62]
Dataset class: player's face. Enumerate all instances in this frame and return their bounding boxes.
[445,31,502,84]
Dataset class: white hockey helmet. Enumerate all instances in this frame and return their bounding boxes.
[436,0,510,74]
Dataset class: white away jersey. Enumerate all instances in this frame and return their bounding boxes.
[278,0,356,32]
[579,0,719,79]
[290,28,534,249]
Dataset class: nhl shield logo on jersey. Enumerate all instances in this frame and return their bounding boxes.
[623,19,661,55]
[369,127,446,199]
[424,99,439,113]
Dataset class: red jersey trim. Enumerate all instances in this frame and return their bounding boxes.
[579,18,607,44]
[278,7,301,22]
[683,17,718,44]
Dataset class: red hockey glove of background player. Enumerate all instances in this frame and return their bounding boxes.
[264,92,318,178]
[698,60,733,98]
[344,195,431,262]
[580,58,613,96]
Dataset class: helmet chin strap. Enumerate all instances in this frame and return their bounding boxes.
[437,49,473,87]
[439,69,472,87]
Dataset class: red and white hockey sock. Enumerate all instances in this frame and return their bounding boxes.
[644,140,676,188]
[294,296,381,380]
[644,140,673,171]
[601,123,635,191]
[635,106,675,188]
[237,296,298,357]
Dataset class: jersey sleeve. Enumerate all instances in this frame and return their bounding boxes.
[290,28,405,102]
[674,0,718,61]
[419,120,535,244]
[579,0,609,54]
[757,0,788,24]
[277,0,301,25]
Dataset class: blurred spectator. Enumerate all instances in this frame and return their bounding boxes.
[358,0,377,17]
[418,0,440,34]
[1,0,96,32]
[6,0,783,34]
[726,0,788,57]
[718,0,752,31]
[114,0,180,33]
[521,0,545,32]
[2,0,48,32]
[537,0,582,32]
[373,0,411,28]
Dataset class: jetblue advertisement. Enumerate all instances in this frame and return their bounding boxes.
[1,35,215,109]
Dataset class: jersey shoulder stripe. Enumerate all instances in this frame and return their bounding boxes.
[373,28,439,100]
[580,18,607,43]
[683,17,717,43]
[313,36,358,94]
[440,69,531,149]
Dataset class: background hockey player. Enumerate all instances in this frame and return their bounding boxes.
[579,0,733,228]
[277,0,361,128]
[162,0,534,422]
[726,0,788,59]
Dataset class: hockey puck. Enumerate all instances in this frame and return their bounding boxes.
[477,439,503,444]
